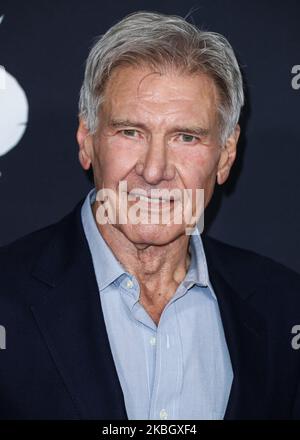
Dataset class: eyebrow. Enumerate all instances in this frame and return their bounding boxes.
[108,118,211,137]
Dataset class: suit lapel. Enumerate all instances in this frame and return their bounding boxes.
[202,236,269,419]
[28,199,128,420]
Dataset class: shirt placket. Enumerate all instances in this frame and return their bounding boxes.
[148,299,183,420]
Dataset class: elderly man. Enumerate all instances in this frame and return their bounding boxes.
[0,11,300,421]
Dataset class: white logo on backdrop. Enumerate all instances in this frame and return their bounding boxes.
[0,15,29,157]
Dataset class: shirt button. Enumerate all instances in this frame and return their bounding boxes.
[126,279,134,289]
[149,336,156,346]
[160,409,168,420]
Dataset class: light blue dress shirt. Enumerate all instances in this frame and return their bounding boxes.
[81,188,233,420]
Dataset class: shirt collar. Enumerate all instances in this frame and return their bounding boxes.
[81,187,216,300]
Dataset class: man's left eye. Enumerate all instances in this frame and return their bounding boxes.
[179,134,198,143]
[122,129,138,137]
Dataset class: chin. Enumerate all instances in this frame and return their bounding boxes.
[117,223,187,246]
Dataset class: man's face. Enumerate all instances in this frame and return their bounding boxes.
[77,65,239,245]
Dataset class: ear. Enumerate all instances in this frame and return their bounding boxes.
[216,124,240,185]
[76,118,94,170]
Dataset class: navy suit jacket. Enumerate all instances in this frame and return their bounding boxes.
[1,197,300,420]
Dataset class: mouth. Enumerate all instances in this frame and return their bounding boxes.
[126,193,177,217]
[132,194,173,202]
[127,193,176,206]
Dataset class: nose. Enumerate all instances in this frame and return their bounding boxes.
[135,136,175,184]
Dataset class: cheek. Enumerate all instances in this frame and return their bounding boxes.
[94,138,138,186]
[175,148,219,188]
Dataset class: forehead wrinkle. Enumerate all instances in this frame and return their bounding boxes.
[127,104,193,128]
[136,97,211,128]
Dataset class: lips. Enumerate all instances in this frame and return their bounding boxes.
[130,195,173,204]
[127,192,177,202]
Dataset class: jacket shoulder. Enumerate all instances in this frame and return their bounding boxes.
[1,222,56,266]
[0,206,78,277]
[202,234,300,291]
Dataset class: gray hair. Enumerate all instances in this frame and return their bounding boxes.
[78,11,244,144]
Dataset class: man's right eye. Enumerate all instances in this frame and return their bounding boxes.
[122,129,138,137]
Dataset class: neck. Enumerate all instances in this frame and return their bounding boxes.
[92,202,191,306]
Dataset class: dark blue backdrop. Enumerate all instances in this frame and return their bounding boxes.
[0,0,299,274]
